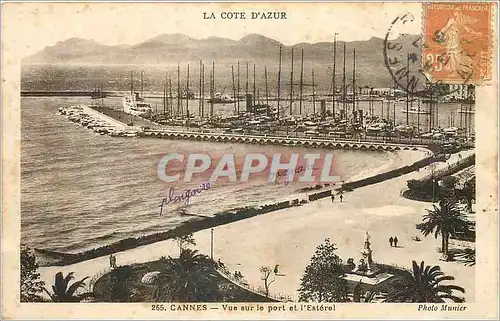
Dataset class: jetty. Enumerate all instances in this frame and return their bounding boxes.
[140,129,427,151]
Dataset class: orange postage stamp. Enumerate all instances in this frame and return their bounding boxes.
[422,2,492,85]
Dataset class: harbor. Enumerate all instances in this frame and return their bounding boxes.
[49,41,475,152]
[15,4,484,310]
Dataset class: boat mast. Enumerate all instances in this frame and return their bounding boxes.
[417,97,420,133]
[231,65,236,114]
[177,63,181,118]
[299,49,304,115]
[141,70,144,99]
[237,62,240,114]
[393,79,396,127]
[169,75,173,117]
[211,61,215,117]
[201,63,205,118]
[342,42,346,120]
[163,73,166,116]
[406,53,409,125]
[209,71,213,118]
[130,71,133,96]
[289,47,294,115]
[253,64,256,107]
[332,33,338,118]
[186,63,190,121]
[312,69,316,115]
[199,60,202,117]
[459,89,464,130]
[246,62,249,101]
[265,66,269,108]
[352,48,356,120]
[381,98,384,119]
[277,46,282,120]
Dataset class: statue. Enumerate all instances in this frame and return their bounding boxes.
[353,231,379,276]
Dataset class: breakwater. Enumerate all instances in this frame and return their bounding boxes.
[21,91,113,97]
[140,129,428,152]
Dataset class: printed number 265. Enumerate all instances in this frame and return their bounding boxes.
[152,304,165,311]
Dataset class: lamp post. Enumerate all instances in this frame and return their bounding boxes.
[210,228,214,259]
[430,161,436,202]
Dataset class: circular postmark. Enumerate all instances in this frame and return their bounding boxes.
[383,12,471,98]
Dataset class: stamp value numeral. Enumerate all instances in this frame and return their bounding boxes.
[424,53,448,72]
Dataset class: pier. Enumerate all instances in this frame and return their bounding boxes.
[140,129,427,151]
[21,91,115,97]
[60,103,466,152]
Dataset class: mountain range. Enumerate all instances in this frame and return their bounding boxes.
[22,33,422,88]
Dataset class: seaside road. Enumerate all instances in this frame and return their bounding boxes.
[38,150,475,302]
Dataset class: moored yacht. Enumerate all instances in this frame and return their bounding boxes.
[400,106,430,114]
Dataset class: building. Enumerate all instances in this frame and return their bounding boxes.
[445,84,475,101]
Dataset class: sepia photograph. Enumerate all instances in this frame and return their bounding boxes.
[1,1,498,319]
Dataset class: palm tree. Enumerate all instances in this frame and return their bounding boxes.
[462,179,475,211]
[383,261,465,303]
[352,280,378,303]
[152,249,220,302]
[416,199,469,260]
[43,272,91,302]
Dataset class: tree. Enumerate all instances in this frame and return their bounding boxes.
[441,176,458,190]
[43,272,92,302]
[152,248,220,302]
[383,261,465,303]
[20,245,45,302]
[259,266,275,297]
[107,266,134,302]
[173,233,196,256]
[462,179,475,211]
[407,178,440,200]
[298,238,349,302]
[416,200,469,260]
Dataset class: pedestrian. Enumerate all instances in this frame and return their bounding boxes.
[109,255,113,268]
[394,236,399,247]
[389,236,394,247]
[339,194,344,203]
[331,193,335,203]
[112,255,117,268]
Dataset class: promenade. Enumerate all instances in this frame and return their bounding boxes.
[38,150,475,302]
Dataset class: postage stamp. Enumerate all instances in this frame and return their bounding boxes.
[1,1,498,320]
[421,2,493,85]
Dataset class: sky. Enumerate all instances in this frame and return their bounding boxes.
[2,2,422,58]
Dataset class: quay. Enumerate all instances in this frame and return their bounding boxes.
[21,91,115,97]
[140,129,427,151]
[65,105,433,151]
[81,105,136,131]
[63,105,468,152]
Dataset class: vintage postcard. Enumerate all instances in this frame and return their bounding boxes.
[1,1,498,320]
